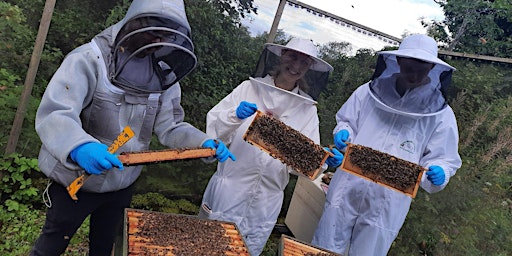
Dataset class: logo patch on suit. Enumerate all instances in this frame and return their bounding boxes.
[400,140,415,154]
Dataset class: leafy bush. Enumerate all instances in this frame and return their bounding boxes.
[0,153,41,205]
[131,192,199,215]
[0,204,44,255]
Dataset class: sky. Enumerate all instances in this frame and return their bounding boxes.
[241,0,445,54]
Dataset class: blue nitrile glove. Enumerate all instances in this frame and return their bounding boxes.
[324,147,344,168]
[202,139,236,162]
[236,101,258,120]
[334,129,350,150]
[426,165,445,186]
[70,142,124,175]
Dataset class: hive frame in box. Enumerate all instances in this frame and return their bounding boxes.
[114,208,250,256]
[340,143,425,198]
[243,110,331,180]
[278,234,342,256]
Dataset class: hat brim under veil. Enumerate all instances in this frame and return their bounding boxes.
[265,43,333,73]
[251,46,330,101]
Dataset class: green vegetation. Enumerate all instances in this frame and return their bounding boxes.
[1,0,511,255]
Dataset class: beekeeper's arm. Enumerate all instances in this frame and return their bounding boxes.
[419,107,462,193]
[333,84,368,148]
[206,81,255,144]
[36,49,102,170]
[154,83,235,162]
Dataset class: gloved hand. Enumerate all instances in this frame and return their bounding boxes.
[236,101,258,120]
[324,147,343,168]
[202,139,236,162]
[334,129,350,150]
[70,142,124,175]
[426,165,445,186]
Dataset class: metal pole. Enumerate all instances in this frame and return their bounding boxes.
[267,0,286,43]
[5,0,56,155]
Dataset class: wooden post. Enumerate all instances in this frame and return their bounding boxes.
[267,0,286,43]
[5,0,56,155]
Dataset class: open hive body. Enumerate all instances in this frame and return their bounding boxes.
[279,235,342,256]
[341,143,425,198]
[243,110,330,180]
[121,208,249,256]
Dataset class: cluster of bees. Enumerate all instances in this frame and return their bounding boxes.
[348,144,423,192]
[245,113,325,177]
[130,211,248,255]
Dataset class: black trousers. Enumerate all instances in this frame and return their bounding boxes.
[30,181,133,256]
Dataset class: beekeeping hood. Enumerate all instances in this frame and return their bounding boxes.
[252,38,333,100]
[110,0,196,93]
[369,34,455,114]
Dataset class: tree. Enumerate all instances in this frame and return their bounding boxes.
[427,0,512,57]
[209,0,257,19]
[180,0,263,128]
[0,2,62,156]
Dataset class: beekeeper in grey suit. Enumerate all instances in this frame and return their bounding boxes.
[31,0,234,255]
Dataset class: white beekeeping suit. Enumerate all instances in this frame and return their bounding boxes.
[199,38,333,255]
[312,34,462,255]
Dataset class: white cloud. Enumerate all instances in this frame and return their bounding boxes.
[299,0,444,38]
[242,0,445,53]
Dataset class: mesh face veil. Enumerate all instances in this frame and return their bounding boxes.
[111,16,197,93]
[252,39,333,101]
[369,35,455,114]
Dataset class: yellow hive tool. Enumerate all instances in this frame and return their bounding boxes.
[66,126,135,200]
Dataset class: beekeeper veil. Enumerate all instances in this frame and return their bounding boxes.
[369,34,455,114]
[111,0,196,93]
[252,38,333,101]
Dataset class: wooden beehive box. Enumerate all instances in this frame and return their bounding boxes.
[116,208,249,256]
[243,110,330,180]
[341,143,425,198]
[278,235,342,256]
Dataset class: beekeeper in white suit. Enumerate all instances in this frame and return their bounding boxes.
[312,34,462,255]
[199,38,338,255]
